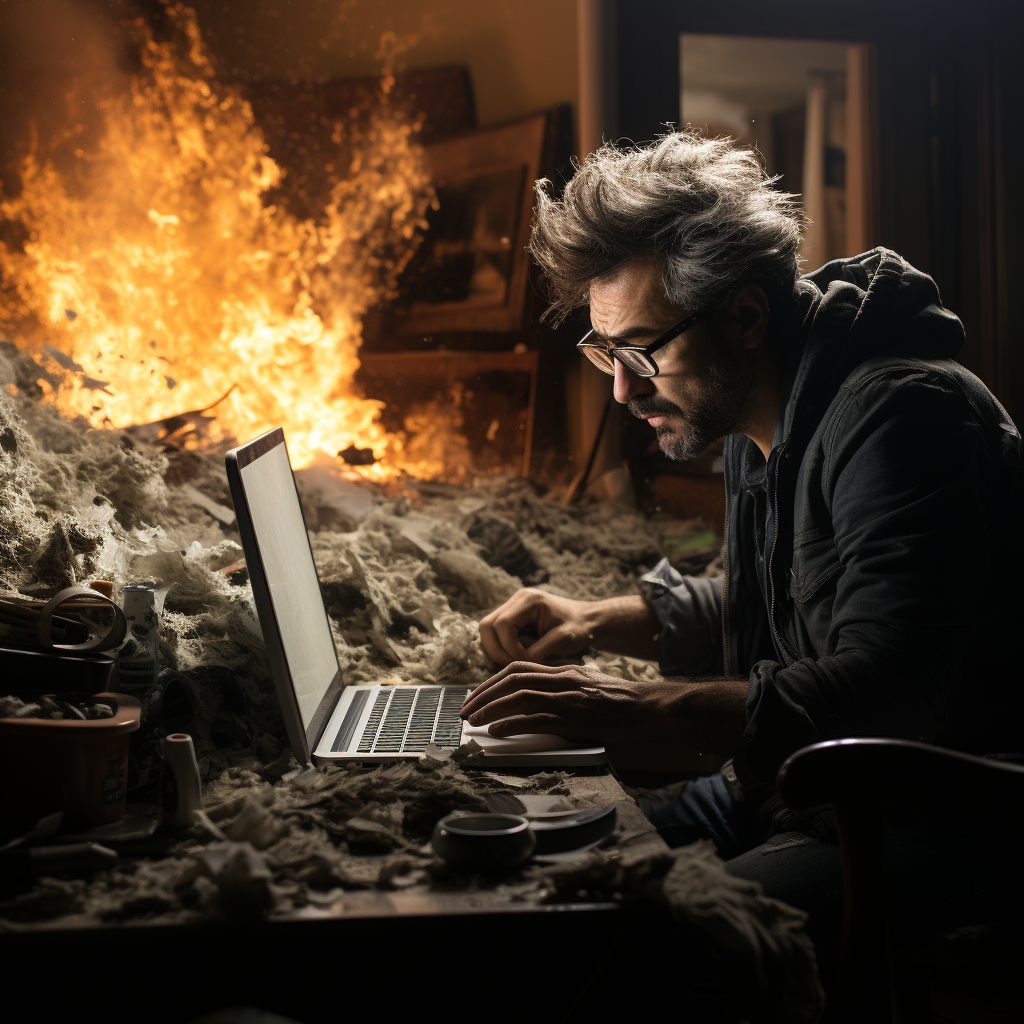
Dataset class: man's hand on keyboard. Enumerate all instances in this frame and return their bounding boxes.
[459,661,748,769]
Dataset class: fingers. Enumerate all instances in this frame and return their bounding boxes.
[463,667,588,722]
[465,659,569,702]
[478,616,529,666]
[477,590,548,666]
[471,694,597,744]
[493,619,532,664]
[524,625,585,664]
[486,713,577,738]
[461,662,574,719]
[477,588,594,668]
[466,688,562,728]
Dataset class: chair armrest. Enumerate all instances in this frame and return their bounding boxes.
[777,738,1024,825]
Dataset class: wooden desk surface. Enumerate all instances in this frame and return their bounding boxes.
[307,767,669,918]
[0,763,668,926]
[0,766,687,1024]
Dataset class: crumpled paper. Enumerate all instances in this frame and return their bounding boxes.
[184,841,275,918]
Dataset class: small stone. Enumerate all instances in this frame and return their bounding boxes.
[0,695,26,717]
[38,696,63,717]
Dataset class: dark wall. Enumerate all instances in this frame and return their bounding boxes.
[612,0,1022,421]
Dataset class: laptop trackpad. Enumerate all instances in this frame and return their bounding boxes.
[461,722,580,754]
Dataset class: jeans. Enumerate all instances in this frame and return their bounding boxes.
[638,771,1022,985]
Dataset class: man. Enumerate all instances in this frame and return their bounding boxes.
[459,132,1024,966]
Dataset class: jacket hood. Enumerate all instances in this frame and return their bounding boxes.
[777,247,966,441]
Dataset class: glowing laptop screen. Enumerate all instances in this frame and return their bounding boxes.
[237,438,338,730]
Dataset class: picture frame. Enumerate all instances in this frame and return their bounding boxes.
[387,112,549,336]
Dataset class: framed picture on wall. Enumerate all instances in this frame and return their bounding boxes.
[387,112,549,336]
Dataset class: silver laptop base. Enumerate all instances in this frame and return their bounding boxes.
[313,684,605,766]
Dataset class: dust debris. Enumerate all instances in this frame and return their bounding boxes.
[0,352,719,766]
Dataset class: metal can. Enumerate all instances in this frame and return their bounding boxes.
[116,583,159,697]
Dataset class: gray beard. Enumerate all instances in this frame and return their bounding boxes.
[628,335,757,461]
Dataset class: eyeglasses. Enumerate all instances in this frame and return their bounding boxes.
[576,308,710,378]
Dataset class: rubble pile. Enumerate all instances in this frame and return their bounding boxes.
[0,340,719,769]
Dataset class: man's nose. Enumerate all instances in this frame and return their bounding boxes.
[612,358,654,404]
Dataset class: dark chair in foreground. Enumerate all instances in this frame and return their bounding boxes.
[778,738,1024,1023]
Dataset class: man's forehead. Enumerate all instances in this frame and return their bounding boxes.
[589,258,680,335]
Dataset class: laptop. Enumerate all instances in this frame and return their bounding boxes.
[225,428,605,767]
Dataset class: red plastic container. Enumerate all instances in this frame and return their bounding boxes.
[0,693,141,832]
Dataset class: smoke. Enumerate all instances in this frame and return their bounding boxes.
[0,1,139,191]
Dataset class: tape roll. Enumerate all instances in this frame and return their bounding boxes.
[34,586,128,653]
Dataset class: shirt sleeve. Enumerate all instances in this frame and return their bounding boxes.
[639,559,724,676]
[733,370,1016,792]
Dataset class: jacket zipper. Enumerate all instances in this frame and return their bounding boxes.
[768,441,798,664]
[721,465,733,676]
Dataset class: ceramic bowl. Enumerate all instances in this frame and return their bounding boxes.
[431,812,536,869]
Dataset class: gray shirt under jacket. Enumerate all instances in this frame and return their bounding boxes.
[639,248,1024,805]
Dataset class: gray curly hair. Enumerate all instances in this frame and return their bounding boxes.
[529,131,806,323]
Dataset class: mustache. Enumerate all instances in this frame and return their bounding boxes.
[628,396,683,419]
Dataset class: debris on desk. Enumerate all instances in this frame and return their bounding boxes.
[419,739,485,767]
[0,756,574,929]
[0,755,822,1022]
[185,840,274,918]
[0,877,87,922]
[220,795,286,850]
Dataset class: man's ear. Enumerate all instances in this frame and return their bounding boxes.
[733,284,771,350]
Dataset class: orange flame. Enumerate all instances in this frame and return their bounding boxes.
[0,4,441,478]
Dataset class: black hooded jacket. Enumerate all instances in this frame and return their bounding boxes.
[641,248,1024,798]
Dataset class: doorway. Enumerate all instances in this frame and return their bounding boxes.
[680,34,879,266]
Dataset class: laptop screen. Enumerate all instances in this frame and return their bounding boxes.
[236,435,339,732]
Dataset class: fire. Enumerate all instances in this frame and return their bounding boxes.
[0,4,441,478]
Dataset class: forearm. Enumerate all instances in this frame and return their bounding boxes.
[587,595,661,660]
[666,677,749,753]
[608,676,749,771]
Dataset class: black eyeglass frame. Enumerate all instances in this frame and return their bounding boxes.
[576,307,711,378]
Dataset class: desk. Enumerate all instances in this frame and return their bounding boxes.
[0,765,814,1023]
[0,767,706,1024]
[310,767,668,918]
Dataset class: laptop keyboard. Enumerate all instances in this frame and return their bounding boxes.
[356,686,470,754]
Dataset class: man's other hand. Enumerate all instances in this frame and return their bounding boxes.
[477,589,601,666]
[477,590,662,667]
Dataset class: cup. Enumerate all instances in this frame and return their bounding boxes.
[431,812,535,869]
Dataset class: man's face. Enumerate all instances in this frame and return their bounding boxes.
[588,258,757,461]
